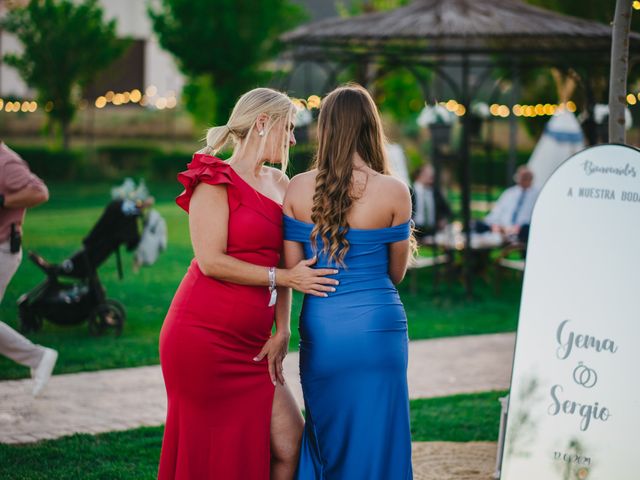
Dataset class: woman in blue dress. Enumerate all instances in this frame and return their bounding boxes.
[283,84,414,480]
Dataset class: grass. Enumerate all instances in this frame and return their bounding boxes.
[0,181,522,380]
[0,426,163,480]
[410,390,507,442]
[0,390,507,479]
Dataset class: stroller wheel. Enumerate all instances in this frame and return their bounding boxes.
[105,299,126,320]
[18,308,42,334]
[89,301,125,337]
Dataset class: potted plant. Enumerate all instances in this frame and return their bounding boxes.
[417,104,456,148]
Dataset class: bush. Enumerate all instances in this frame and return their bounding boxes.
[150,150,193,180]
[95,145,160,173]
[10,143,319,182]
[287,144,316,177]
[10,144,190,182]
[15,141,530,188]
[13,146,84,181]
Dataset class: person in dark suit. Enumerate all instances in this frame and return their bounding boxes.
[411,164,452,240]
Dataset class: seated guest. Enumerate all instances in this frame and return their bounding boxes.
[481,165,539,243]
[411,164,452,239]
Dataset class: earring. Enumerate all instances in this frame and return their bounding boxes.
[259,130,265,137]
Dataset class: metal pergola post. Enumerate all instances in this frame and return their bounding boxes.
[460,54,473,297]
[507,57,520,185]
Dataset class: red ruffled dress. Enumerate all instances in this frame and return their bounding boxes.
[158,154,283,480]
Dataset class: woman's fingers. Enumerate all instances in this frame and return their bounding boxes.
[316,268,339,277]
[312,282,336,292]
[302,276,338,291]
[253,346,268,362]
[314,284,336,293]
[307,289,329,297]
[275,356,286,385]
[302,256,317,266]
[267,355,277,385]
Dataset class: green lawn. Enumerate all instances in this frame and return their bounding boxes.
[0,390,507,480]
[411,390,506,441]
[0,181,522,380]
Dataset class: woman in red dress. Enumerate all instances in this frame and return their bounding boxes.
[158,88,339,480]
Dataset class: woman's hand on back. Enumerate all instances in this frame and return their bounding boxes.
[278,257,339,297]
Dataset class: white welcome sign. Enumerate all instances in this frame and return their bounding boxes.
[500,144,640,479]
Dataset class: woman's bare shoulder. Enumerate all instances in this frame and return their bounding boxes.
[263,165,290,185]
[388,176,412,222]
[284,169,317,213]
[374,174,411,215]
[378,174,410,196]
[288,169,318,190]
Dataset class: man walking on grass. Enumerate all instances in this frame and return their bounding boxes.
[0,140,57,396]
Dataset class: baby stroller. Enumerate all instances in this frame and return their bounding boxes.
[17,198,144,336]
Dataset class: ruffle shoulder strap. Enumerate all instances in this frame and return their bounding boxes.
[176,154,238,213]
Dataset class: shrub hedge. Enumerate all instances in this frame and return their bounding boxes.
[13,144,316,182]
[12,143,526,188]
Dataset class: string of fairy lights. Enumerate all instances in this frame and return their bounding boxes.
[0,91,633,119]
[94,85,177,110]
[1,0,639,116]
[491,101,577,117]
[0,84,178,114]
[431,99,578,118]
[293,95,578,118]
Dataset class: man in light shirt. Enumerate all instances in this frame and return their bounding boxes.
[0,141,58,396]
[483,165,539,243]
[412,164,452,239]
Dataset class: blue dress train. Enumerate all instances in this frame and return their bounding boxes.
[284,214,413,480]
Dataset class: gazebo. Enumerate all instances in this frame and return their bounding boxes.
[281,0,640,295]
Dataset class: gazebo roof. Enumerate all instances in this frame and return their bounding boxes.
[283,0,640,55]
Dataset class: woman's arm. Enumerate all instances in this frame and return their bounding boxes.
[388,180,413,285]
[282,172,315,268]
[282,181,313,272]
[253,256,292,385]
[189,182,337,294]
[283,240,305,269]
[274,280,292,336]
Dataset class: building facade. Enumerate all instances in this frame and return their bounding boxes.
[0,0,350,101]
[0,0,184,100]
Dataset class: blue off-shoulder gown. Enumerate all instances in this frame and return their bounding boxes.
[284,215,413,480]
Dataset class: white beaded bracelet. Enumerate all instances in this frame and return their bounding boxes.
[268,267,277,306]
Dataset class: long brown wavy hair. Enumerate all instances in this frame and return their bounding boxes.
[310,84,390,265]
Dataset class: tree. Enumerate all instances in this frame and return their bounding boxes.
[336,0,424,123]
[149,0,305,126]
[525,0,639,28]
[2,0,125,149]
[609,0,633,143]
[336,0,410,16]
[523,1,639,142]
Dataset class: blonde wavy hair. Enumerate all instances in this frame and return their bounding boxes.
[202,87,296,171]
[310,84,391,265]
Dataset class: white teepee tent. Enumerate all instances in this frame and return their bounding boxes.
[527,110,585,188]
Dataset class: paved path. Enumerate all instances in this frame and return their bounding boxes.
[413,442,498,480]
[0,333,514,444]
